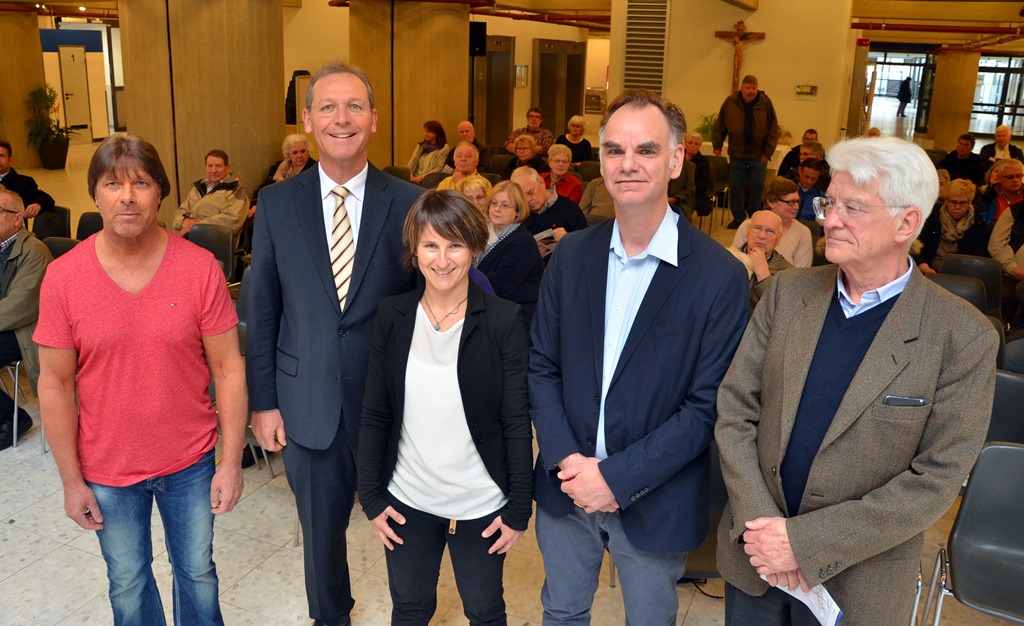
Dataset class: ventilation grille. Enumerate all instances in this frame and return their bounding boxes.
[623,0,669,94]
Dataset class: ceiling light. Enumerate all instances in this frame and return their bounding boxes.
[79,6,86,10]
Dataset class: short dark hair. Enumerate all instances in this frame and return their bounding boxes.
[205,149,230,165]
[799,158,824,172]
[88,133,172,201]
[803,128,818,137]
[801,141,825,158]
[527,107,543,118]
[762,177,799,205]
[959,133,976,147]
[305,60,375,111]
[402,190,488,271]
[423,121,447,149]
[741,75,758,85]
[0,141,10,158]
[599,89,687,149]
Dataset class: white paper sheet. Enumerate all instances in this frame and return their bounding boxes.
[759,575,843,625]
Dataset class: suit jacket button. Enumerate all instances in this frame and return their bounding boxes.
[475,436,483,443]
[470,421,478,428]
[819,568,827,579]
[586,437,594,445]
[771,466,777,475]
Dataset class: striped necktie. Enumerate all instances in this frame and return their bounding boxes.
[330,186,354,311]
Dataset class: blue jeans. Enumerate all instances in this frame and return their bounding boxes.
[729,158,768,221]
[535,506,687,626]
[1006,338,1024,374]
[88,449,223,626]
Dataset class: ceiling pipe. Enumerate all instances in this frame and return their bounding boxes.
[0,4,117,19]
[329,1,610,31]
[853,21,1024,35]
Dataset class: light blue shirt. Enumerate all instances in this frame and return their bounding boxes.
[836,256,914,318]
[595,207,679,459]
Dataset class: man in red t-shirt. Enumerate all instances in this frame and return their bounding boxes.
[35,134,246,626]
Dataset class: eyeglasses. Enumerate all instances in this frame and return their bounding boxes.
[946,200,971,208]
[776,198,800,207]
[1001,173,1023,180]
[490,201,515,209]
[750,225,780,237]
[812,196,907,221]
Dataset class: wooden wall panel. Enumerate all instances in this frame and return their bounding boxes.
[929,51,981,151]
[0,12,48,169]
[350,0,395,169]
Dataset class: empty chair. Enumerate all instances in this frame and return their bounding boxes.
[32,205,71,240]
[987,369,1024,444]
[480,172,501,186]
[577,161,601,183]
[383,165,410,181]
[925,149,947,168]
[939,254,1003,321]
[75,211,104,240]
[43,236,80,259]
[927,273,987,315]
[490,154,513,180]
[188,223,235,282]
[706,155,730,224]
[420,171,447,189]
[922,443,1024,625]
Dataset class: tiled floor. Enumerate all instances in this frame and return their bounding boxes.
[2,144,1009,626]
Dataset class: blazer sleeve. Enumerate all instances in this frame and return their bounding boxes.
[0,238,51,332]
[357,305,396,521]
[482,230,542,298]
[786,318,997,585]
[245,195,284,411]
[494,307,534,531]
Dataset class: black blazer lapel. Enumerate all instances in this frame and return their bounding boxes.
[346,165,392,316]
[295,169,342,316]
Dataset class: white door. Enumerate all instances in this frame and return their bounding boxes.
[58,45,93,143]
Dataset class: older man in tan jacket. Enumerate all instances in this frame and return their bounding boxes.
[0,189,52,449]
[716,137,998,625]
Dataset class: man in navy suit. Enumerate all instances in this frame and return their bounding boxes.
[528,90,750,624]
[246,62,423,626]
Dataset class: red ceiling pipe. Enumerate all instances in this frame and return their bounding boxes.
[853,21,1024,35]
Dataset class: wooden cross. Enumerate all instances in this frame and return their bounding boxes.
[715,21,766,93]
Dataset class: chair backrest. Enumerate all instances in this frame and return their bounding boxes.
[585,213,611,228]
[75,211,104,240]
[939,254,1003,320]
[987,369,1024,444]
[928,273,987,315]
[43,236,79,259]
[683,440,727,579]
[987,316,1006,369]
[577,161,602,183]
[925,149,947,167]
[481,172,501,186]
[948,442,1024,623]
[236,265,252,354]
[188,223,235,282]
[32,205,72,240]
[706,155,730,193]
[420,171,448,189]
[383,165,410,182]
[490,154,514,180]
[567,170,583,182]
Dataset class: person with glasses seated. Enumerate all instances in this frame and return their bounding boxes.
[731,177,813,267]
[717,136,998,626]
[973,158,1024,224]
[731,209,793,308]
[915,179,990,276]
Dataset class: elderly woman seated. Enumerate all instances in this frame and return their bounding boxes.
[541,144,583,203]
[454,174,492,216]
[915,178,990,275]
[555,115,592,166]
[408,120,451,184]
[502,135,548,180]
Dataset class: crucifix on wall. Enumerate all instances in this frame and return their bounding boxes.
[715,21,766,93]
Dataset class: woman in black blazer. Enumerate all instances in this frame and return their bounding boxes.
[358,190,533,625]
[476,180,544,329]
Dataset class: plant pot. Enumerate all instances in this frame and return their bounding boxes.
[37,138,70,170]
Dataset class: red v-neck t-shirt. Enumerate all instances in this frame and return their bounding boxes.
[34,233,238,487]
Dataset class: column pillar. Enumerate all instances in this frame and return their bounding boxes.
[120,0,284,222]
[929,50,981,151]
[350,0,470,168]
[0,10,47,168]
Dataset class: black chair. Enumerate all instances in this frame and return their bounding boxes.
[939,254,1003,321]
[42,236,79,259]
[796,218,829,267]
[922,443,1024,625]
[706,155,730,225]
[681,441,727,581]
[925,149,948,168]
[927,274,987,315]
[75,211,103,240]
[585,213,611,228]
[188,224,235,282]
[987,316,1006,370]
[577,161,601,183]
[490,154,514,180]
[987,369,1024,444]
[420,171,448,189]
[481,172,501,186]
[32,205,71,240]
[383,165,410,181]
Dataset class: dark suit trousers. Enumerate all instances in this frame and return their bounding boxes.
[283,426,357,623]
[725,582,817,626]
[0,330,23,421]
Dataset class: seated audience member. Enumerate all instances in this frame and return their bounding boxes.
[504,107,554,156]
[790,158,826,220]
[989,181,1024,321]
[454,174,492,216]
[503,136,549,180]
[937,168,950,200]
[173,149,248,237]
[510,166,587,241]
[555,115,592,165]
[916,179,990,275]
[579,177,614,218]
[438,142,481,190]
[778,130,820,178]
[444,121,491,173]
[732,209,792,309]
[1004,282,1024,374]
[731,177,813,268]
[938,133,985,186]
[0,140,55,218]
[974,158,1024,224]
[0,190,52,450]
[408,120,451,184]
[476,181,544,328]
[866,127,882,138]
[980,125,1024,164]
[667,159,696,221]
[541,144,583,203]
[245,134,317,251]
[682,132,713,218]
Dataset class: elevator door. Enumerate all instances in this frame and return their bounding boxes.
[532,39,587,133]
[473,35,515,146]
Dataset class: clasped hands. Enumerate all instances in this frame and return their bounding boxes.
[742,516,809,592]
[557,453,619,514]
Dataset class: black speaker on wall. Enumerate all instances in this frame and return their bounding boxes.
[470,22,487,57]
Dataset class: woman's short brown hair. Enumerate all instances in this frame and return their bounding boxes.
[88,133,171,201]
[402,190,488,271]
[761,176,799,206]
[489,181,530,223]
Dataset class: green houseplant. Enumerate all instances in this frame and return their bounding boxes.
[25,83,75,169]
[695,112,718,142]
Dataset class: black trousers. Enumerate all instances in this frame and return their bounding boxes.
[0,330,23,422]
[725,582,818,626]
[383,494,507,626]
[282,426,357,625]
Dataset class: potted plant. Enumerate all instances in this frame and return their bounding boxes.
[25,84,75,170]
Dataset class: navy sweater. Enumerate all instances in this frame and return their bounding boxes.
[780,293,899,516]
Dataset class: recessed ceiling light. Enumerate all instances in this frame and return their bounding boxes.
[79,6,86,10]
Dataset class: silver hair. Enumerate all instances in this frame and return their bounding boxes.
[280,133,309,157]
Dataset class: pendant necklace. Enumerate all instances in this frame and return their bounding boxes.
[424,296,468,330]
